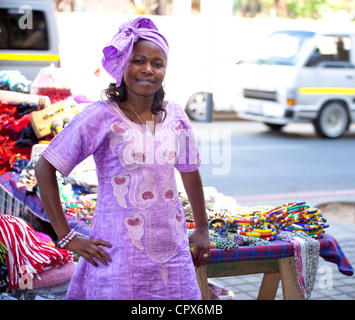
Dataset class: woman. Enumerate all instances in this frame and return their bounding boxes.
[34,17,210,300]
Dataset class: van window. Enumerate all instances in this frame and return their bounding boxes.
[0,8,49,50]
[306,35,352,68]
[242,30,315,66]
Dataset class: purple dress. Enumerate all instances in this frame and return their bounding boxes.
[41,100,202,300]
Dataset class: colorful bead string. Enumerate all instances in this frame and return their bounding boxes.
[63,200,96,226]
[267,202,328,239]
[226,202,329,240]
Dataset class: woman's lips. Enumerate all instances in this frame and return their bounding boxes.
[136,78,155,87]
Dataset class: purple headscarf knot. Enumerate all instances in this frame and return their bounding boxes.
[102,17,169,87]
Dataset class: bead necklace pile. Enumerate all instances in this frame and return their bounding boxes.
[225,202,329,240]
[226,210,278,241]
[267,202,328,239]
[62,199,96,226]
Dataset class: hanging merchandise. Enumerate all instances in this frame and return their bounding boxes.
[0,215,74,291]
[277,231,320,300]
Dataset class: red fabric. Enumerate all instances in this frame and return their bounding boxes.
[0,101,31,175]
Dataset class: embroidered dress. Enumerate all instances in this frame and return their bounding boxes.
[41,100,202,300]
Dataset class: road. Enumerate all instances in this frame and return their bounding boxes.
[192,119,355,208]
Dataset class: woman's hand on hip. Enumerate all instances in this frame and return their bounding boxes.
[65,235,112,267]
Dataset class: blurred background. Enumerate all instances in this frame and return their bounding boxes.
[54,0,355,104]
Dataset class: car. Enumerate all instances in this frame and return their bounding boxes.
[232,27,355,138]
[0,0,60,81]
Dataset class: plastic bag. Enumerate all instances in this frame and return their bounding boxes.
[31,64,71,103]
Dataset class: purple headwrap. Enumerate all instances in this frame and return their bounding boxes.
[102,17,169,87]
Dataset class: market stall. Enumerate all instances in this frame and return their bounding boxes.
[0,69,353,300]
[0,68,90,299]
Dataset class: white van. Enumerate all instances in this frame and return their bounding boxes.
[0,0,60,81]
[233,28,355,138]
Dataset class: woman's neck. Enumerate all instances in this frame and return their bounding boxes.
[125,91,154,114]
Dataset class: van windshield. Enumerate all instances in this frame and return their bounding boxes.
[245,30,315,66]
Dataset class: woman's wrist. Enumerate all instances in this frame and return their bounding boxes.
[58,229,77,248]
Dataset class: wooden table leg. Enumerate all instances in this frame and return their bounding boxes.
[195,265,210,300]
[279,257,304,300]
[257,272,281,300]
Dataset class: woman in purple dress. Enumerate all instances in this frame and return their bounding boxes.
[34,17,210,300]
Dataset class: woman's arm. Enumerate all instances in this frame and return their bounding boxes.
[180,170,210,267]
[34,156,112,267]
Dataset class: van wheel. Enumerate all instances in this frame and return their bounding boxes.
[185,92,207,121]
[314,101,349,138]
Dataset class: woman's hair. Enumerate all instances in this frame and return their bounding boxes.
[102,79,167,122]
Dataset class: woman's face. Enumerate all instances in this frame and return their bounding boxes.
[124,39,167,99]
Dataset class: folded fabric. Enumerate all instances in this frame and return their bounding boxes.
[32,262,76,289]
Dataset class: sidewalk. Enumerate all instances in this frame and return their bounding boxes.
[210,204,355,300]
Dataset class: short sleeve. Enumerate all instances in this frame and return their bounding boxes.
[41,101,108,177]
[173,103,201,173]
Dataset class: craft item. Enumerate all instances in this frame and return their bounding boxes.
[266,202,329,239]
[0,70,30,93]
[277,231,320,299]
[63,199,96,226]
[16,103,39,116]
[51,118,64,135]
[30,98,81,138]
[0,215,74,291]
[10,156,29,173]
[226,211,278,241]
[0,90,50,109]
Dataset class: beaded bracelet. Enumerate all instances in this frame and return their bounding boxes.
[58,229,77,248]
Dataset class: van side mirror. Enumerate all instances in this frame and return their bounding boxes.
[306,51,321,66]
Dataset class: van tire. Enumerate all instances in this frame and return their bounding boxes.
[314,101,349,139]
[185,92,207,121]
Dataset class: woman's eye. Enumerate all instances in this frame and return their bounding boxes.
[153,62,164,68]
[133,59,143,64]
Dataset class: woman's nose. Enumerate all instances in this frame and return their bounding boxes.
[142,62,153,75]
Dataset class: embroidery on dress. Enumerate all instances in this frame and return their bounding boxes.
[174,208,184,245]
[124,213,144,250]
[109,123,128,154]
[111,173,129,208]
[129,168,157,208]
[162,166,176,202]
